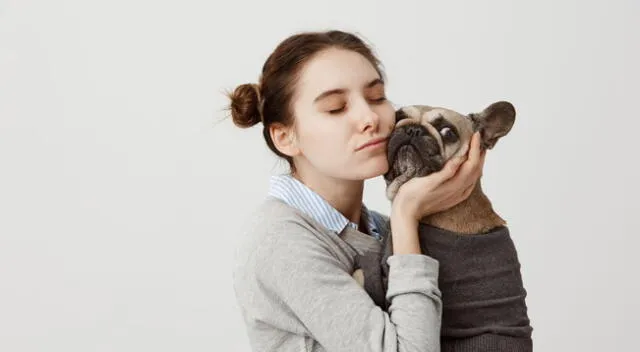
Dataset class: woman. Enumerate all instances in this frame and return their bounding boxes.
[228,30,484,352]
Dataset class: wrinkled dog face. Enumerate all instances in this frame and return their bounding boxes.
[384,101,516,200]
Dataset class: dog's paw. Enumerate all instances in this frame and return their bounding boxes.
[352,269,365,288]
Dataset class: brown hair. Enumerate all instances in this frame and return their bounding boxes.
[226,30,385,172]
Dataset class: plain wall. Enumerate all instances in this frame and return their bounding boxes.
[1,0,638,351]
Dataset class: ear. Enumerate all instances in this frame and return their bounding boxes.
[469,101,516,150]
[269,123,301,157]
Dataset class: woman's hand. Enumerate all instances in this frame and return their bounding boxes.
[391,131,486,223]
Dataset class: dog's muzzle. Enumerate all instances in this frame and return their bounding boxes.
[384,123,444,182]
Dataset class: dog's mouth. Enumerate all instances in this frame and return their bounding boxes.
[392,144,422,176]
[384,127,445,185]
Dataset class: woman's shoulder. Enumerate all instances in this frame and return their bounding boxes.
[241,196,323,236]
[233,196,331,259]
[232,196,351,287]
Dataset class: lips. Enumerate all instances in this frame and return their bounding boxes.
[356,137,388,151]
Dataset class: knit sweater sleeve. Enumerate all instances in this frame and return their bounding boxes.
[251,220,443,352]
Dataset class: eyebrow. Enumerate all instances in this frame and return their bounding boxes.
[313,78,384,103]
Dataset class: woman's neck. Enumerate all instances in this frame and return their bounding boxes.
[292,169,364,225]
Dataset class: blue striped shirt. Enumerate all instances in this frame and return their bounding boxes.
[268,174,382,241]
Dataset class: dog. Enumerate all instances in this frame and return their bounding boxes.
[375,101,533,351]
[384,100,515,234]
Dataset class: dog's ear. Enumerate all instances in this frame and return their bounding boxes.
[469,101,516,150]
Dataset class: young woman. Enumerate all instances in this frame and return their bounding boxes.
[228,30,485,352]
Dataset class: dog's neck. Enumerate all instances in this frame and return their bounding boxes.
[420,179,506,235]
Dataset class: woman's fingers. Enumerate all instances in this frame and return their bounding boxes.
[469,131,482,161]
[463,132,483,172]
[431,154,465,185]
[457,132,485,184]
[437,134,477,188]
[462,180,476,199]
[478,150,486,177]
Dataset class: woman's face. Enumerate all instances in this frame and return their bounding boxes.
[289,48,395,181]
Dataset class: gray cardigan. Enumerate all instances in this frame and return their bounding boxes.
[233,196,442,352]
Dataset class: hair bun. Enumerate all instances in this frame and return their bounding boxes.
[228,83,262,128]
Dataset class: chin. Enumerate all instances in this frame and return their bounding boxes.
[351,155,389,180]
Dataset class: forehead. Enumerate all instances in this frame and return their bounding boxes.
[294,48,380,98]
[401,105,469,126]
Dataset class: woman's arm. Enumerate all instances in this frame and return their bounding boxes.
[249,221,442,352]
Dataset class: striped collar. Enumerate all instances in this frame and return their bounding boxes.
[268,174,381,240]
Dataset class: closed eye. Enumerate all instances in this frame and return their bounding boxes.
[328,97,385,114]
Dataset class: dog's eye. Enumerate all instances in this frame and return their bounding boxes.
[439,127,458,143]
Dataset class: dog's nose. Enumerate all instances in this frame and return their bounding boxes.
[404,124,426,137]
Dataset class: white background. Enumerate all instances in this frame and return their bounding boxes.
[1,0,639,351]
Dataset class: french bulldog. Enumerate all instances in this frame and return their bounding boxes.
[384,100,515,234]
[377,101,533,351]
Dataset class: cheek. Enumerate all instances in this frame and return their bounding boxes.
[444,142,465,160]
[376,103,396,130]
[295,119,345,155]
[297,126,327,150]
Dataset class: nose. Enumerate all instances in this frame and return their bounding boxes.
[404,124,426,137]
[358,104,380,132]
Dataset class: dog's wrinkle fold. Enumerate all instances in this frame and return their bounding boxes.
[386,126,444,188]
[387,132,410,161]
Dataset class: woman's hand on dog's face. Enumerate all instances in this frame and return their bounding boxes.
[392,131,486,221]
